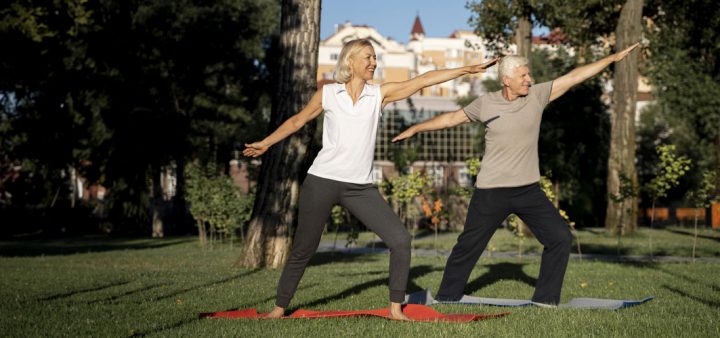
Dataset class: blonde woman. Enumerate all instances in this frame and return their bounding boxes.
[244,39,497,319]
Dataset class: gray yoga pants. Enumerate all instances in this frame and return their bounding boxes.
[275,174,411,308]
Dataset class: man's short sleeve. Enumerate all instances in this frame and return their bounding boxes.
[531,81,554,108]
[462,96,483,122]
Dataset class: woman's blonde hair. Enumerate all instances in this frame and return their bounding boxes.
[333,39,373,83]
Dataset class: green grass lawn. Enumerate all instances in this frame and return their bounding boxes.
[1,232,719,337]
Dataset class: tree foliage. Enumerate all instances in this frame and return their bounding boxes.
[467,0,532,52]
[0,0,279,234]
[686,171,719,209]
[644,0,720,195]
[647,144,691,200]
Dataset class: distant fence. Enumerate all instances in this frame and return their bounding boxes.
[642,202,720,229]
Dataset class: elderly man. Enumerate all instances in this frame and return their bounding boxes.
[393,43,639,305]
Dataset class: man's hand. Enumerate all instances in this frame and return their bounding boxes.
[392,127,417,143]
[612,43,641,62]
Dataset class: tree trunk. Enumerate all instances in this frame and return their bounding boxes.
[151,165,164,238]
[515,15,532,58]
[240,0,321,268]
[69,166,77,208]
[605,0,642,234]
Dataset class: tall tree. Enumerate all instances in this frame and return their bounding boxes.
[605,0,643,234]
[240,0,321,268]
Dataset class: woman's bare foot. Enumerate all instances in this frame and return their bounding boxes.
[266,306,285,318]
[388,302,411,321]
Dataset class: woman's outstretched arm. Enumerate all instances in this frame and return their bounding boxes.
[381,58,498,107]
[243,88,324,158]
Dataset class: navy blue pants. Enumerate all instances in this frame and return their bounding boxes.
[436,183,573,304]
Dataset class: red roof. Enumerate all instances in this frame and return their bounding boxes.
[411,15,425,36]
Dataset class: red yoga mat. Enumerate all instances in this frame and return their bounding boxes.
[200,304,510,323]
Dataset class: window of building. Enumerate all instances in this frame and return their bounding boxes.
[330,53,339,61]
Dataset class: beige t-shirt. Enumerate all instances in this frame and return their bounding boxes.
[463,81,553,188]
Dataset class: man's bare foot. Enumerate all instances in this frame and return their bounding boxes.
[388,302,411,321]
[266,306,285,318]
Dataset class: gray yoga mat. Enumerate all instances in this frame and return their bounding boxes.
[405,289,654,310]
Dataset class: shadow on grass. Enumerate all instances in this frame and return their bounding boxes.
[337,270,387,277]
[664,229,720,243]
[0,236,193,257]
[575,243,635,256]
[151,269,261,302]
[293,265,442,310]
[40,280,131,301]
[86,284,165,304]
[658,267,720,293]
[465,262,537,294]
[663,285,720,309]
[130,317,201,338]
[307,251,377,267]
[131,283,322,337]
[235,283,321,310]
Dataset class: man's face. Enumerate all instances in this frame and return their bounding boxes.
[504,65,533,97]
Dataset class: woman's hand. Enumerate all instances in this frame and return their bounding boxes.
[468,57,500,74]
[243,141,269,158]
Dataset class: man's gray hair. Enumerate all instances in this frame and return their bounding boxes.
[498,55,529,80]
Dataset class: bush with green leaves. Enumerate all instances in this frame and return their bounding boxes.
[383,172,429,252]
[647,144,692,215]
[185,163,253,247]
[645,144,691,256]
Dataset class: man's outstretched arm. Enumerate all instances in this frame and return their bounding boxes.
[549,43,640,102]
[392,109,470,142]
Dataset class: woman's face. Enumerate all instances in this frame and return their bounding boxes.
[349,45,377,81]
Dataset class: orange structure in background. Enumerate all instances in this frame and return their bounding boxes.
[675,208,706,221]
[644,208,670,220]
[643,205,720,228]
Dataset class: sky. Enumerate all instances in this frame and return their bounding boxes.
[320,0,476,44]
